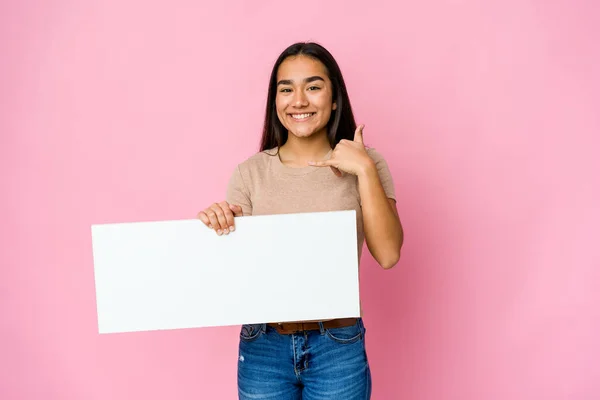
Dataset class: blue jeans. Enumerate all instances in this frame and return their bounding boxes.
[237,318,372,399]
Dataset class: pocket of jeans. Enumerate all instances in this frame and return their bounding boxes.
[325,321,363,344]
[240,324,264,342]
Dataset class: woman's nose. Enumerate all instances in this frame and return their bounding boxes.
[293,90,308,107]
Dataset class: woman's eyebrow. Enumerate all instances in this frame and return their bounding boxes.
[277,76,325,86]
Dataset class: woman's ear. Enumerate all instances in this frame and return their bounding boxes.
[332,102,337,111]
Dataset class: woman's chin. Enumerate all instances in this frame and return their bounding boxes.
[289,132,313,139]
[287,128,325,140]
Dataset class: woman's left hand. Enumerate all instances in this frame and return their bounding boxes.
[308,124,375,177]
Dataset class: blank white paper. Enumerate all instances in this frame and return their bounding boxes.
[91,210,360,334]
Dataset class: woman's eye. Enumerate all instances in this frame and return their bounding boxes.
[308,86,321,91]
[279,88,292,93]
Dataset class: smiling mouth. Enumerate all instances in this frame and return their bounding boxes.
[289,112,316,121]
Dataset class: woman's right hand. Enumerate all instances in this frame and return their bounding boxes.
[196,201,243,235]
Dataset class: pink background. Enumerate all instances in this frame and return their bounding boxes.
[2,0,599,399]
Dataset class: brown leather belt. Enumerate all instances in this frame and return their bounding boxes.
[267,318,358,335]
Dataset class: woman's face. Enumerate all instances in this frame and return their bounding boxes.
[275,55,337,140]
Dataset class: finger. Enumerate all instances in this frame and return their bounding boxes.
[205,210,220,233]
[353,124,364,144]
[330,166,342,177]
[218,201,235,232]
[307,159,336,167]
[210,204,229,235]
[229,204,243,217]
[197,211,212,228]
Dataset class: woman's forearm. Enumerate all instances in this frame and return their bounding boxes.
[358,162,404,269]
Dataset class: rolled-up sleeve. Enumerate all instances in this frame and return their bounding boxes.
[367,148,396,201]
[225,165,253,216]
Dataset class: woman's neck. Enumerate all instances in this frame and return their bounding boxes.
[278,131,331,167]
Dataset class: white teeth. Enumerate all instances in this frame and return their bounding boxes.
[291,113,314,120]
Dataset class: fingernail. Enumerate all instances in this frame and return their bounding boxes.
[223,228,229,234]
[217,230,222,235]
[230,226,235,231]
[208,225,212,229]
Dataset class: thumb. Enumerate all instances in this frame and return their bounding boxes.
[229,203,243,216]
[354,124,364,144]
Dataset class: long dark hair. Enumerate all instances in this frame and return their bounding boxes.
[259,42,357,152]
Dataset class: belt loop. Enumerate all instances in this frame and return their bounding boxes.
[318,321,325,335]
[261,323,267,333]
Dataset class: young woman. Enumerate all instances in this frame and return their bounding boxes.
[197,42,403,400]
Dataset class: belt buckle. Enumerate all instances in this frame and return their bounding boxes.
[282,322,302,334]
[293,322,303,333]
[276,322,293,334]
